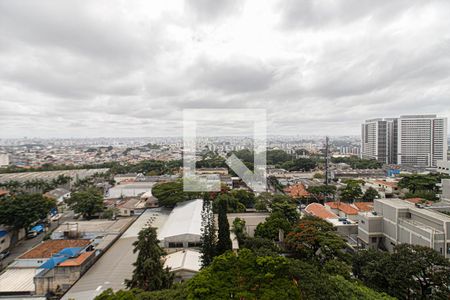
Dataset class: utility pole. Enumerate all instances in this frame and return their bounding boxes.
[324,136,330,186]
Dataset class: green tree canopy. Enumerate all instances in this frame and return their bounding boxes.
[362,187,380,201]
[151,181,201,208]
[126,227,173,291]
[187,249,300,300]
[66,187,104,219]
[285,216,347,262]
[0,193,55,233]
[216,196,232,255]
[353,245,450,299]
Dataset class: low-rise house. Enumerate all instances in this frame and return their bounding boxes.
[304,203,358,237]
[325,202,359,221]
[44,188,71,204]
[164,249,201,282]
[116,198,147,216]
[365,179,401,198]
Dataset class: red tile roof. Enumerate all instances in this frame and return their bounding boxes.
[59,251,94,267]
[374,180,398,188]
[305,203,338,219]
[325,201,359,215]
[284,183,310,198]
[19,239,91,259]
[353,202,374,212]
[405,198,432,205]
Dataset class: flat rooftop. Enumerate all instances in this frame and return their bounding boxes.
[20,239,91,259]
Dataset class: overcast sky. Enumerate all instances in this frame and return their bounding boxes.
[1,0,450,138]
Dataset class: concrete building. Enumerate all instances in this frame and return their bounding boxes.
[361,115,448,167]
[397,115,447,167]
[436,160,450,175]
[358,198,450,257]
[361,118,397,164]
[0,153,9,167]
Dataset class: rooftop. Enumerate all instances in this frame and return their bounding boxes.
[0,268,37,293]
[158,199,203,240]
[164,249,201,273]
[284,183,310,198]
[305,203,338,219]
[353,202,374,212]
[59,251,94,267]
[325,201,359,215]
[19,239,91,259]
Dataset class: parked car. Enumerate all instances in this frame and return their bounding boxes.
[51,213,62,222]
[27,224,45,239]
[0,250,10,260]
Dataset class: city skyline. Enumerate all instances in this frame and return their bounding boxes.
[1,1,450,138]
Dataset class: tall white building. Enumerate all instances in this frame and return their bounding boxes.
[362,114,448,167]
[397,115,447,167]
[361,118,397,164]
[0,154,9,167]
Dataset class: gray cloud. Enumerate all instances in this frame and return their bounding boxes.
[0,0,450,138]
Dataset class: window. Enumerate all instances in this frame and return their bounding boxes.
[371,237,377,243]
[168,242,183,248]
[188,242,202,247]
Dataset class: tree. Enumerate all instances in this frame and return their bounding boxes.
[308,185,337,203]
[95,283,187,300]
[281,158,317,171]
[66,188,104,219]
[339,181,362,203]
[285,216,347,262]
[229,189,255,208]
[0,193,56,244]
[200,197,216,268]
[362,187,380,201]
[126,227,173,291]
[231,217,246,245]
[254,212,292,241]
[152,181,201,208]
[187,249,300,300]
[398,174,448,194]
[353,245,450,299]
[216,196,232,255]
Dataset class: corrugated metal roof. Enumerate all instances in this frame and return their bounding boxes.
[158,199,203,240]
[0,268,37,292]
[164,250,201,273]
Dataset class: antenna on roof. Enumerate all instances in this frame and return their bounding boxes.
[325,136,330,186]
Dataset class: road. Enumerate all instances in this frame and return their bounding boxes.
[62,208,169,300]
[0,211,74,269]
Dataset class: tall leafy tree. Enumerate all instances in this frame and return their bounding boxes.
[66,187,104,219]
[0,193,56,244]
[216,196,232,255]
[362,187,380,201]
[200,197,216,267]
[126,227,173,291]
[339,181,363,202]
[285,216,347,262]
[307,185,337,203]
[353,245,450,299]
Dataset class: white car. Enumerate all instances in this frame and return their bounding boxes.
[51,214,62,222]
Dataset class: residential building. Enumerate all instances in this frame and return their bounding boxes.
[0,153,9,167]
[397,115,447,167]
[436,160,450,175]
[358,198,450,257]
[361,118,397,164]
[44,188,71,204]
[361,115,448,167]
